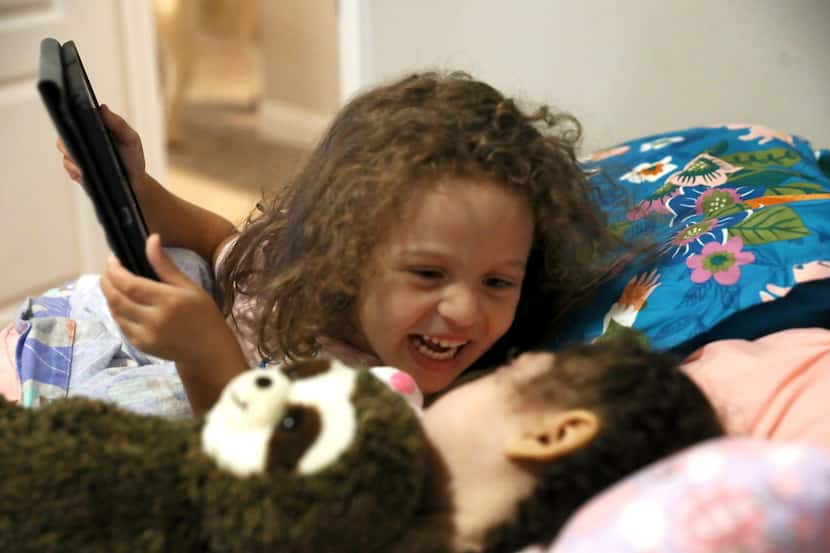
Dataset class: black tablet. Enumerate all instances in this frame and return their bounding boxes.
[38,37,158,280]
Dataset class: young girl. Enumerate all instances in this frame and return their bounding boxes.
[411,337,723,552]
[55,71,624,414]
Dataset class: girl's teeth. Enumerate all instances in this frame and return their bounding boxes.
[415,339,457,360]
[413,335,467,360]
[422,335,467,348]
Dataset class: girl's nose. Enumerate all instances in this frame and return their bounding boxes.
[437,284,481,328]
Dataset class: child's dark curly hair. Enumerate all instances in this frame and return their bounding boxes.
[216,71,625,368]
[483,338,724,552]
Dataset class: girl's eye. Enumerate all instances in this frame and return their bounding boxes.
[483,277,517,290]
[409,268,444,280]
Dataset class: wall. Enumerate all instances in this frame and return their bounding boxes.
[346,0,830,153]
[259,0,340,146]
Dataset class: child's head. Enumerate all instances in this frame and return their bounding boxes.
[421,338,723,552]
[219,71,621,392]
[352,177,533,393]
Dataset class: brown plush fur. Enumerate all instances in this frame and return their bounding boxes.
[0,396,203,551]
[0,370,429,553]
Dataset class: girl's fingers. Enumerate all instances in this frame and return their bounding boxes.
[105,255,169,306]
[57,138,82,181]
[62,157,81,181]
[145,234,192,287]
[100,269,156,325]
[56,137,69,156]
[100,104,140,146]
[110,316,153,352]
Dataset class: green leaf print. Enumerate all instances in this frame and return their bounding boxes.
[730,206,810,245]
[767,181,827,195]
[704,204,744,220]
[720,148,801,169]
[705,140,729,157]
[595,319,651,349]
[727,169,792,188]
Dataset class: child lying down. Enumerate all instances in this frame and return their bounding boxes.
[0,337,722,553]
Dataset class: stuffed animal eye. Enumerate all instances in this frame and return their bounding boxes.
[279,407,304,431]
[267,405,322,473]
[255,376,272,388]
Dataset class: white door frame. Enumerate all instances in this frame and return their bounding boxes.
[337,0,372,104]
[118,0,166,180]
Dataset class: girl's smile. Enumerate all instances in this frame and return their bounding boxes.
[354,177,534,393]
[408,334,470,372]
[411,334,468,359]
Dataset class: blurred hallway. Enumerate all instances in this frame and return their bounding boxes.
[164,35,309,228]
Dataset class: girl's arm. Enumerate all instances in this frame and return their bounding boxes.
[57,105,238,265]
[131,171,238,265]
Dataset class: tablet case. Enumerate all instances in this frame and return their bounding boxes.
[38,37,158,280]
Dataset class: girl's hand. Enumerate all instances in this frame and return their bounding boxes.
[56,104,146,189]
[100,234,237,366]
[57,106,239,267]
[101,234,248,413]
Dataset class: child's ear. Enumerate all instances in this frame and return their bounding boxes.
[504,409,599,462]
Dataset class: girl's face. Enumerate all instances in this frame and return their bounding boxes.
[353,178,534,394]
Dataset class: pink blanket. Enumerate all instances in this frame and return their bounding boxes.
[682,327,830,449]
[0,324,19,402]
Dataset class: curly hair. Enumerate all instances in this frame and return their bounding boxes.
[482,338,724,552]
[216,71,625,368]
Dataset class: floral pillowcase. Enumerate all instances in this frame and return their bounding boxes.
[551,124,830,353]
[548,438,830,553]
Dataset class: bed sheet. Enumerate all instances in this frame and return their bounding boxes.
[0,248,213,418]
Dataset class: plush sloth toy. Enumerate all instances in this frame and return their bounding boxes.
[0,358,431,553]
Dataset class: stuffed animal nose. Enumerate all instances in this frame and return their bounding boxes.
[255,376,272,388]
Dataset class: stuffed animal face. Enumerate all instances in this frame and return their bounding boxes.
[197,358,430,552]
[202,358,363,477]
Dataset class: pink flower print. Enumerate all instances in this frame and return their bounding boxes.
[670,218,718,251]
[585,144,630,162]
[792,259,830,283]
[626,198,668,220]
[760,283,791,303]
[621,156,678,184]
[726,123,795,146]
[673,486,765,552]
[626,203,650,221]
[626,182,682,220]
[693,188,742,217]
[760,259,830,301]
[666,154,742,187]
[687,237,755,285]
